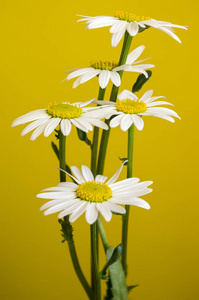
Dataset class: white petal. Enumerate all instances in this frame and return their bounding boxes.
[132,115,144,131]
[69,202,88,223]
[104,202,126,214]
[111,28,126,47]
[58,200,81,219]
[40,199,64,211]
[110,71,121,86]
[73,76,82,88]
[80,70,100,84]
[60,119,72,136]
[12,110,47,127]
[85,203,98,224]
[96,203,112,222]
[37,191,75,199]
[120,114,133,131]
[157,26,181,43]
[98,70,110,89]
[20,117,50,136]
[110,197,150,209]
[118,89,137,100]
[110,20,126,33]
[67,68,93,80]
[57,182,78,189]
[43,200,77,215]
[70,119,89,132]
[110,178,140,191]
[71,166,85,183]
[95,175,107,183]
[30,122,48,140]
[145,96,166,104]
[81,118,108,130]
[147,101,173,107]
[140,90,154,102]
[109,114,123,128]
[126,45,145,64]
[127,22,139,37]
[81,165,94,181]
[106,161,127,185]
[44,118,61,137]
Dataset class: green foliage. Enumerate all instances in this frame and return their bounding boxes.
[132,70,152,93]
[51,142,72,175]
[118,157,128,165]
[104,279,113,300]
[106,247,128,300]
[76,128,91,146]
[101,245,123,278]
[58,217,73,243]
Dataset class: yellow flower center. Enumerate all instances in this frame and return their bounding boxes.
[114,11,151,23]
[116,99,147,114]
[76,181,112,203]
[90,60,118,71]
[47,103,82,119]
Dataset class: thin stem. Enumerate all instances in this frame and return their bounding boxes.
[91,87,106,177]
[59,130,93,299]
[91,222,101,300]
[122,124,134,275]
[97,215,109,251]
[97,32,133,175]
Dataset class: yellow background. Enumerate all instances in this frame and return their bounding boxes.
[1,0,198,299]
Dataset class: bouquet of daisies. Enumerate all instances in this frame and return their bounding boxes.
[12,10,186,300]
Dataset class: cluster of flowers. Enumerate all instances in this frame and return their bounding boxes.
[12,11,186,225]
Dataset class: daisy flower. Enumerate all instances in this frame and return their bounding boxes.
[64,45,154,89]
[37,161,152,224]
[95,89,180,131]
[11,99,108,140]
[78,11,187,47]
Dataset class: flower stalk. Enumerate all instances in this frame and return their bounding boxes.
[122,124,134,275]
[59,130,93,299]
[97,32,133,175]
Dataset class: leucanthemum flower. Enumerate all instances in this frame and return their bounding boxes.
[95,89,180,131]
[78,12,187,47]
[37,162,152,224]
[12,99,108,140]
[63,46,154,89]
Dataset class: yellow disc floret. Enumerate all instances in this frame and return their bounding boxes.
[90,60,118,71]
[116,99,147,114]
[76,181,112,203]
[114,11,151,22]
[47,103,82,119]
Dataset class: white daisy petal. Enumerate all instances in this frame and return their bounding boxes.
[96,203,112,222]
[58,200,81,219]
[69,202,88,223]
[60,119,72,136]
[120,114,133,131]
[71,166,85,183]
[40,199,64,211]
[66,68,94,80]
[140,90,154,102]
[147,101,173,107]
[110,114,124,128]
[110,71,121,86]
[132,115,144,131]
[85,203,98,224]
[21,117,50,136]
[105,202,126,214]
[127,22,139,37]
[44,200,77,215]
[111,28,126,47]
[110,20,127,33]
[70,119,89,132]
[12,110,47,127]
[126,45,145,64]
[80,70,101,84]
[81,165,94,181]
[72,76,83,88]
[118,90,137,100]
[106,161,127,185]
[98,70,111,88]
[44,118,61,137]
[95,175,107,182]
[30,122,48,140]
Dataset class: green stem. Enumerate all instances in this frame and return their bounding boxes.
[91,87,106,177]
[59,130,93,299]
[122,124,134,275]
[97,215,109,251]
[91,222,101,300]
[97,32,133,175]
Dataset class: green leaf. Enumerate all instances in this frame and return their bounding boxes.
[101,244,123,277]
[59,217,73,243]
[132,70,152,93]
[128,285,139,293]
[76,128,91,146]
[104,279,113,300]
[106,246,128,300]
[118,157,128,165]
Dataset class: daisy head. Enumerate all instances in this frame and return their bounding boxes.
[11,99,108,140]
[37,161,152,224]
[77,12,187,47]
[63,45,154,89]
[95,89,180,131]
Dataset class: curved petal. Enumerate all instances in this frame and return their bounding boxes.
[80,70,100,84]
[67,68,93,80]
[44,118,61,137]
[109,114,123,128]
[104,201,126,214]
[127,22,139,37]
[85,203,98,224]
[132,115,144,131]
[111,28,126,47]
[96,203,112,222]
[110,71,121,86]
[140,90,154,102]
[20,117,50,136]
[120,114,132,131]
[126,45,145,64]
[106,161,127,186]
[81,165,94,181]
[95,175,107,183]
[118,89,137,100]
[69,202,88,223]
[98,70,110,88]
[71,166,85,183]
[60,119,72,136]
